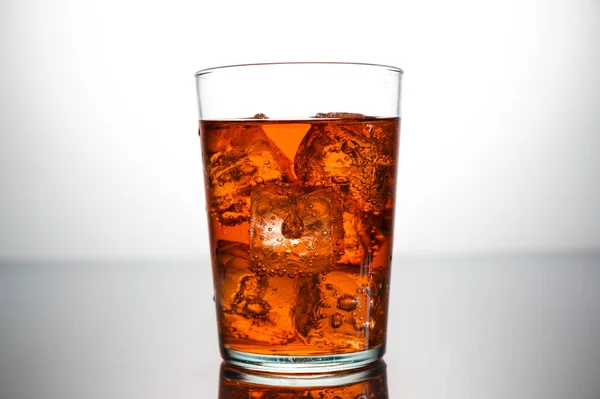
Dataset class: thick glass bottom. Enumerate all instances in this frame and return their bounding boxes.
[221,345,385,373]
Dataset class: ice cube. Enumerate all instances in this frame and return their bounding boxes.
[215,240,295,345]
[313,112,367,119]
[294,267,381,351]
[294,118,397,214]
[203,124,294,226]
[249,183,344,277]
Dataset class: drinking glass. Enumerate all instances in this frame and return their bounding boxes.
[195,62,403,372]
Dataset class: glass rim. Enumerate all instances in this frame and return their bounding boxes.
[194,62,404,78]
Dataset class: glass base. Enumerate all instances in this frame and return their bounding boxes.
[221,345,385,373]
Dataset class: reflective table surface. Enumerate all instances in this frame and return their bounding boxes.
[1,255,599,399]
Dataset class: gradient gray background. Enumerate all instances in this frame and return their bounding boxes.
[2,0,599,261]
[1,0,600,398]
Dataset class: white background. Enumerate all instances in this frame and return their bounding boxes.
[1,0,599,261]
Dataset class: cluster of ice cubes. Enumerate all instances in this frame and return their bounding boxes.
[216,240,389,349]
[205,114,395,348]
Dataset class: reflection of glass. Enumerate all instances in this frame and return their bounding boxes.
[196,63,403,372]
[218,359,389,398]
